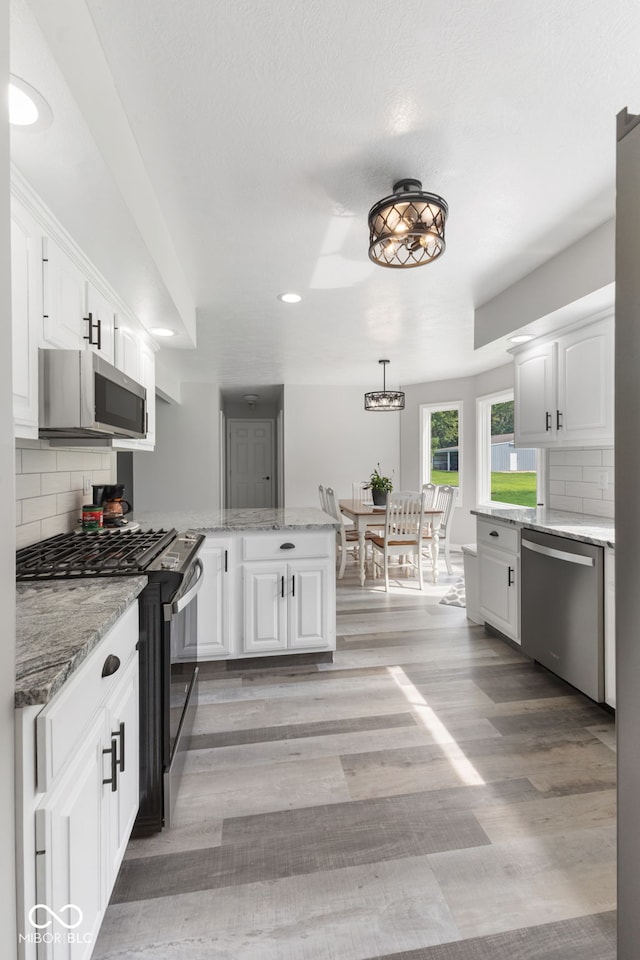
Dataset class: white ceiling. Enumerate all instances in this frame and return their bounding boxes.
[10,0,640,390]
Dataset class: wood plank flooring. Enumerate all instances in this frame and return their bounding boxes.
[93,550,616,959]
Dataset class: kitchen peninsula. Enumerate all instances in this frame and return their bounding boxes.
[135,506,339,662]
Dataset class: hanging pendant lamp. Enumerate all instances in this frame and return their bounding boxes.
[368,178,448,268]
[364,360,405,411]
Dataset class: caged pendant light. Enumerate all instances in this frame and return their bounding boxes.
[368,178,448,268]
[364,360,405,412]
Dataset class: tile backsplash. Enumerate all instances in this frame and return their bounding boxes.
[16,440,116,548]
[548,447,614,519]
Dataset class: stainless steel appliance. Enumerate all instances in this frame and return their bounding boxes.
[16,527,205,834]
[39,349,147,441]
[521,529,604,702]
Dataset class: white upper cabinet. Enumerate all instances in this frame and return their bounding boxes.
[42,236,88,350]
[10,199,42,438]
[10,174,157,449]
[86,282,116,365]
[513,341,556,446]
[513,315,614,447]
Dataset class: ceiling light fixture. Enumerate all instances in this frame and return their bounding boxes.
[278,292,301,303]
[364,360,405,412]
[508,334,535,344]
[368,178,448,268]
[151,327,175,338]
[243,393,260,408]
[9,75,52,131]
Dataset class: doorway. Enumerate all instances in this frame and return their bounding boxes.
[227,419,275,508]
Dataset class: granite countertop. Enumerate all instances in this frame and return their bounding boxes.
[133,506,340,533]
[15,577,147,708]
[471,505,615,548]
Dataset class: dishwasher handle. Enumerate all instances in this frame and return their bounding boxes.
[521,538,594,566]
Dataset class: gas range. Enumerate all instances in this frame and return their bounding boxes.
[16,526,206,836]
[16,528,200,581]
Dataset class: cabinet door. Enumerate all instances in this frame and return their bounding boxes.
[34,712,106,960]
[288,559,332,650]
[556,317,614,444]
[478,547,519,642]
[42,237,87,350]
[181,539,233,659]
[10,202,42,436]
[514,342,556,445]
[135,339,156,450]
[85,283,116,365]
[242,563,287,653]
[114,321,139,379]
[104,656,139,889]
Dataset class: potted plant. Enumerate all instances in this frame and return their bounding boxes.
[366,463,393,506]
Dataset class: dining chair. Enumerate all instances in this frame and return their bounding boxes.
[351,481,372,506]
[318,484,330,513]
[325,486,363,579]
[421,483,457,576]
[369,491,425,592]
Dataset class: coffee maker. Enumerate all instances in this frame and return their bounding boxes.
[91,483,132,527]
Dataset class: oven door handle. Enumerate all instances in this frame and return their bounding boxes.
[163,558,204,620]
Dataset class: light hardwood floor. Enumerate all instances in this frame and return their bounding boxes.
[94,550,616,960]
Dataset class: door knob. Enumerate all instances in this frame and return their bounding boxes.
[262,476,271,480]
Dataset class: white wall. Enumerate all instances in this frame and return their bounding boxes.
[1,1,18,949]
[15,440,115,547]
[132,382,221,511]
[400,363,513,545]
[284,385,400,507]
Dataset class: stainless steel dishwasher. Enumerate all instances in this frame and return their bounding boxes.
[521,528,604,702]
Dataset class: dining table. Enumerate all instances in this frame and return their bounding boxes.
[339,499,442,586]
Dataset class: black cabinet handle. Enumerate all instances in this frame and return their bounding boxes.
[545,411,552,431]
[281,575,285,598]
[489,530,499,538]
[83,312,102,350]
[103,739,118,792]
[508,566,515,586]
[102,654,121,678]
[556,409,563,430]
[112,721,125,772]
[224,549,228,573]
[280,542,295,550]
[292,575,295,598]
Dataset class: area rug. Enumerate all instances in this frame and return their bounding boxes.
[439,576,466,607]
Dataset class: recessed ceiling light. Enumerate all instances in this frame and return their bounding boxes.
[278,292,301,303]
[9,75,52,131]
[151,327,175,337]
[508,334,535,344]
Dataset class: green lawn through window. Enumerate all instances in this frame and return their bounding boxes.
[430,470,537,507]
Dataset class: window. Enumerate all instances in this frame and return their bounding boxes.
[476,390,541,507]
[420,402,462,500]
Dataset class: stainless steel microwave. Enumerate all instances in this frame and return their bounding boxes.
[39,349,147,441]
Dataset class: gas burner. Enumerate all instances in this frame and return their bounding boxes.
[16,528,177,580]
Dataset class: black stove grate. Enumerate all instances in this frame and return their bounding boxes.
[16,529,177,580]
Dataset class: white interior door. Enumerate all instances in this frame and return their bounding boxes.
[228,420,275,508]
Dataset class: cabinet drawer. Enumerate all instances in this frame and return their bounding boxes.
[477,519,520,554]
[36,602,138,791]
[242,532,331,561]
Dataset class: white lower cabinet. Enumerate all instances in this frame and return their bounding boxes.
[185,537,233,659]
[477,518,520,643]
[189,530,336,661]
[17,604,140,960]
[242,558,333,654]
